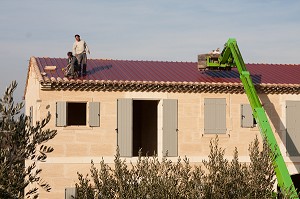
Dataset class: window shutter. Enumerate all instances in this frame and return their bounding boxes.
[204,98,226,134]
[286,101,300,156]
[65,187,76,199]
[117,99,133,157]
[89,102,100,127]
[29,106,33,126]
[163,99,178,157]
[241,104,254,128]
[56,102,67,127]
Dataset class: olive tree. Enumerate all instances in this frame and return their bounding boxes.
[0,81,57,198]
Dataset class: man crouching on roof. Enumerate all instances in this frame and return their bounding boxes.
[65,52,78,79]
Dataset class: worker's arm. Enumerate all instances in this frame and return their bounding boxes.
[84,41,90,54]
[72,42,76,55]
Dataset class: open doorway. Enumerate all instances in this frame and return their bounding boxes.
[277,173,300,196]
[291,174,300,194]
[133,100,158,156]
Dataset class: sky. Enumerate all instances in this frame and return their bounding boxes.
[1,0,300,103]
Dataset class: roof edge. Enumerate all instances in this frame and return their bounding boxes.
[23,57,43,99]
[39,80,300,95]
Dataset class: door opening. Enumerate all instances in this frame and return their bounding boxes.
[133,100,158,156]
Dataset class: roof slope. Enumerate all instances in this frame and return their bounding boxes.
[36,57,300,84]
[26,57,300,94]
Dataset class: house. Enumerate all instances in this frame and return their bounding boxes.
[24,56,300,198]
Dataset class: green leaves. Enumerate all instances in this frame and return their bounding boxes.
[0,81,57,198]
[75,136,280,199]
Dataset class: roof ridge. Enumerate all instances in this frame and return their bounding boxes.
[35,56,196,63]
[34,57,300,65]
[246,62,300,66]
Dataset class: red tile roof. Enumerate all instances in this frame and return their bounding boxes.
[35,57,300,85]
[24,57,300,96]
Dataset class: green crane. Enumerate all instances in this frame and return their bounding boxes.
[200,38,298,198]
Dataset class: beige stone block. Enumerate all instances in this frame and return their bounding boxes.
[99,130,117,142]
[179,117,199,130]
[230,94,248,104]
[49,132,76,144]
[64,164,92,178]
[48,177,77,191]
[100,116,117,128]
[190,131,203,142]
[75,132,101,144]
[99,91,125,100]
[179,143,202,156]
[65,144,90,156]
[90,143,116,156]
[183,103,200,117]
[48,144,66,157]
[39,190,63,199]
[179,130,193,143]
[178,105,184,116]
[102,101,117,115]
[178,96,201,104]
[40,164,64,178]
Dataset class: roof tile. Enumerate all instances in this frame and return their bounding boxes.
[34,57,300,85]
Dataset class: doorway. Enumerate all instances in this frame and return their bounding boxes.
[133,100,158,156]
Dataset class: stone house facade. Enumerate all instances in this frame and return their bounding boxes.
[24,56,300,198]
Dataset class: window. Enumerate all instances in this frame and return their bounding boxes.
[241,104,256,128]
[117,99,178,157]
[56,102,100,127]
[204,98,226,134]
[67,103,86,125]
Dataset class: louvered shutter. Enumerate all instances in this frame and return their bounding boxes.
[65,187,76,199]
[204,98,226,134]
[117,99,133,157]
[162,99,178,157]
[89,102,100,127]
[286,101,300,156]
[241,104,254,128]
[56,102,67,127]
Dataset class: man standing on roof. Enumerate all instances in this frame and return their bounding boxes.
[73,34,90,76]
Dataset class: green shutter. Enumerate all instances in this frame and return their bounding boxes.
[117,99,133,157]
[286,101,300,156]
[204,98,226,134]
[89,102,100,127]
[56,101,67,127]
[241,104,254,128]
[163,99,178,157]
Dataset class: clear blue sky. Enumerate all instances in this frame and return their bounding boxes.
[1,0,300,102]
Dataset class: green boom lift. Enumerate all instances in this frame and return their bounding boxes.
[198,38,298,198]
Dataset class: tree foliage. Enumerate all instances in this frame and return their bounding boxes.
[0,81,57,198]
[75,136,287,199]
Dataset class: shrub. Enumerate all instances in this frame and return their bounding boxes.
[75,136,281,199]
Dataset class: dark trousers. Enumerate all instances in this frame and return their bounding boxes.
[65,64,74,77]
[76,52,87,75]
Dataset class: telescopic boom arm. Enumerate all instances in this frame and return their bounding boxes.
[204,38,298,198]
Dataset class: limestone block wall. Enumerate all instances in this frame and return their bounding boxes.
[25,82,300,197]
